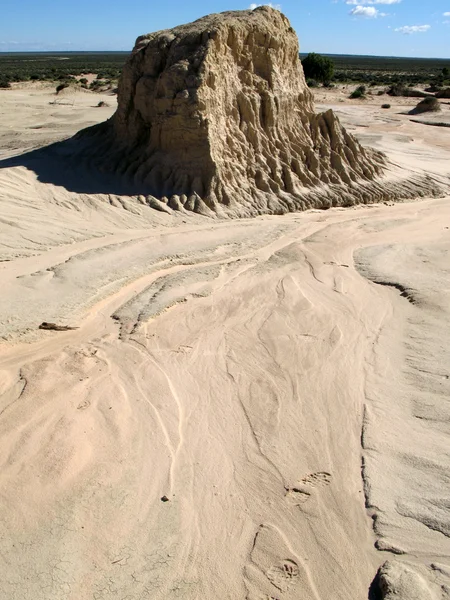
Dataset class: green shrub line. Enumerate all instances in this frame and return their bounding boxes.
[0,52,126,87]
[300,53,450,88]
[0,51,449,91]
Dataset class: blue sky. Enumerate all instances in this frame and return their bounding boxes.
[0,0,449,58]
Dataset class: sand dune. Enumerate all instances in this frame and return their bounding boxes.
[1,74,450,598]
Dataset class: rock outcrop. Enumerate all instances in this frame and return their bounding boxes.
[78,8,445,216]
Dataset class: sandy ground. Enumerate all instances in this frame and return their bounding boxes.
[0,84,449,599]
[0,83,117,158]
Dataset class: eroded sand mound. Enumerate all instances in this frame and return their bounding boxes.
[377,561,439,600]
[73,7,444,216]
[109,7,385,211]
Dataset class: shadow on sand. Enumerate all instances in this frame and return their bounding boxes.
[0,133,143,196]
[368,570,383,600]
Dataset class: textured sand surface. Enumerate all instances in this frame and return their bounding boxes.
[0,80,450,598]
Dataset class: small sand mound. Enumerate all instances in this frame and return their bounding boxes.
[377,561,438,600]
[436,88,450,99]
[409,97,441,115]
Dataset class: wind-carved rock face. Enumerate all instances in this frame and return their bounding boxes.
[82,8,442,216]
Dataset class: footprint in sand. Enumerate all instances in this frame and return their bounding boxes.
[77,399,91,410]
[285,488,311,505]
[244,523,319,600]
[301,471,332,487]
[285,471,332,506]
[267,559,300,592]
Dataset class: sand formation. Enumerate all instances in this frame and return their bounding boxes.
[73,7,443,216]
[104,7,387,216]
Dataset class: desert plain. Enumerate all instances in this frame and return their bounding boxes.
[1,28,450,600]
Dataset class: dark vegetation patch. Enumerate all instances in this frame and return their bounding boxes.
[301,52,334,84]
[350,85,366,99]
[436,88,450,98]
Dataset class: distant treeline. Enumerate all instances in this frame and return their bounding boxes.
[300,53,450,86]
[0,52,128,87]
[0,50,449,89]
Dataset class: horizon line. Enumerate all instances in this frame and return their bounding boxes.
[0,50,449,61]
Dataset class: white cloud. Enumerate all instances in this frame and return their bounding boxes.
[349,5,383,17]
[249,2,281,9]
[443,12,450,16]
[394,24,431,34]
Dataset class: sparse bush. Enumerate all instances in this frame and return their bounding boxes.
[436,88,450,98]
[97,101,109,107]
[79,77,88,85]
[306,79,318,88]
[410,97,441,114]
[350,85,366,99]
[381,103,391,109]
[387,83,406,96]
[387,83,429,98]
[301,53,334,84]
[55,83,69,94]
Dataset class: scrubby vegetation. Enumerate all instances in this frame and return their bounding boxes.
[0,52,126,87]
[1,51,449,97]
[300,53,450,88]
